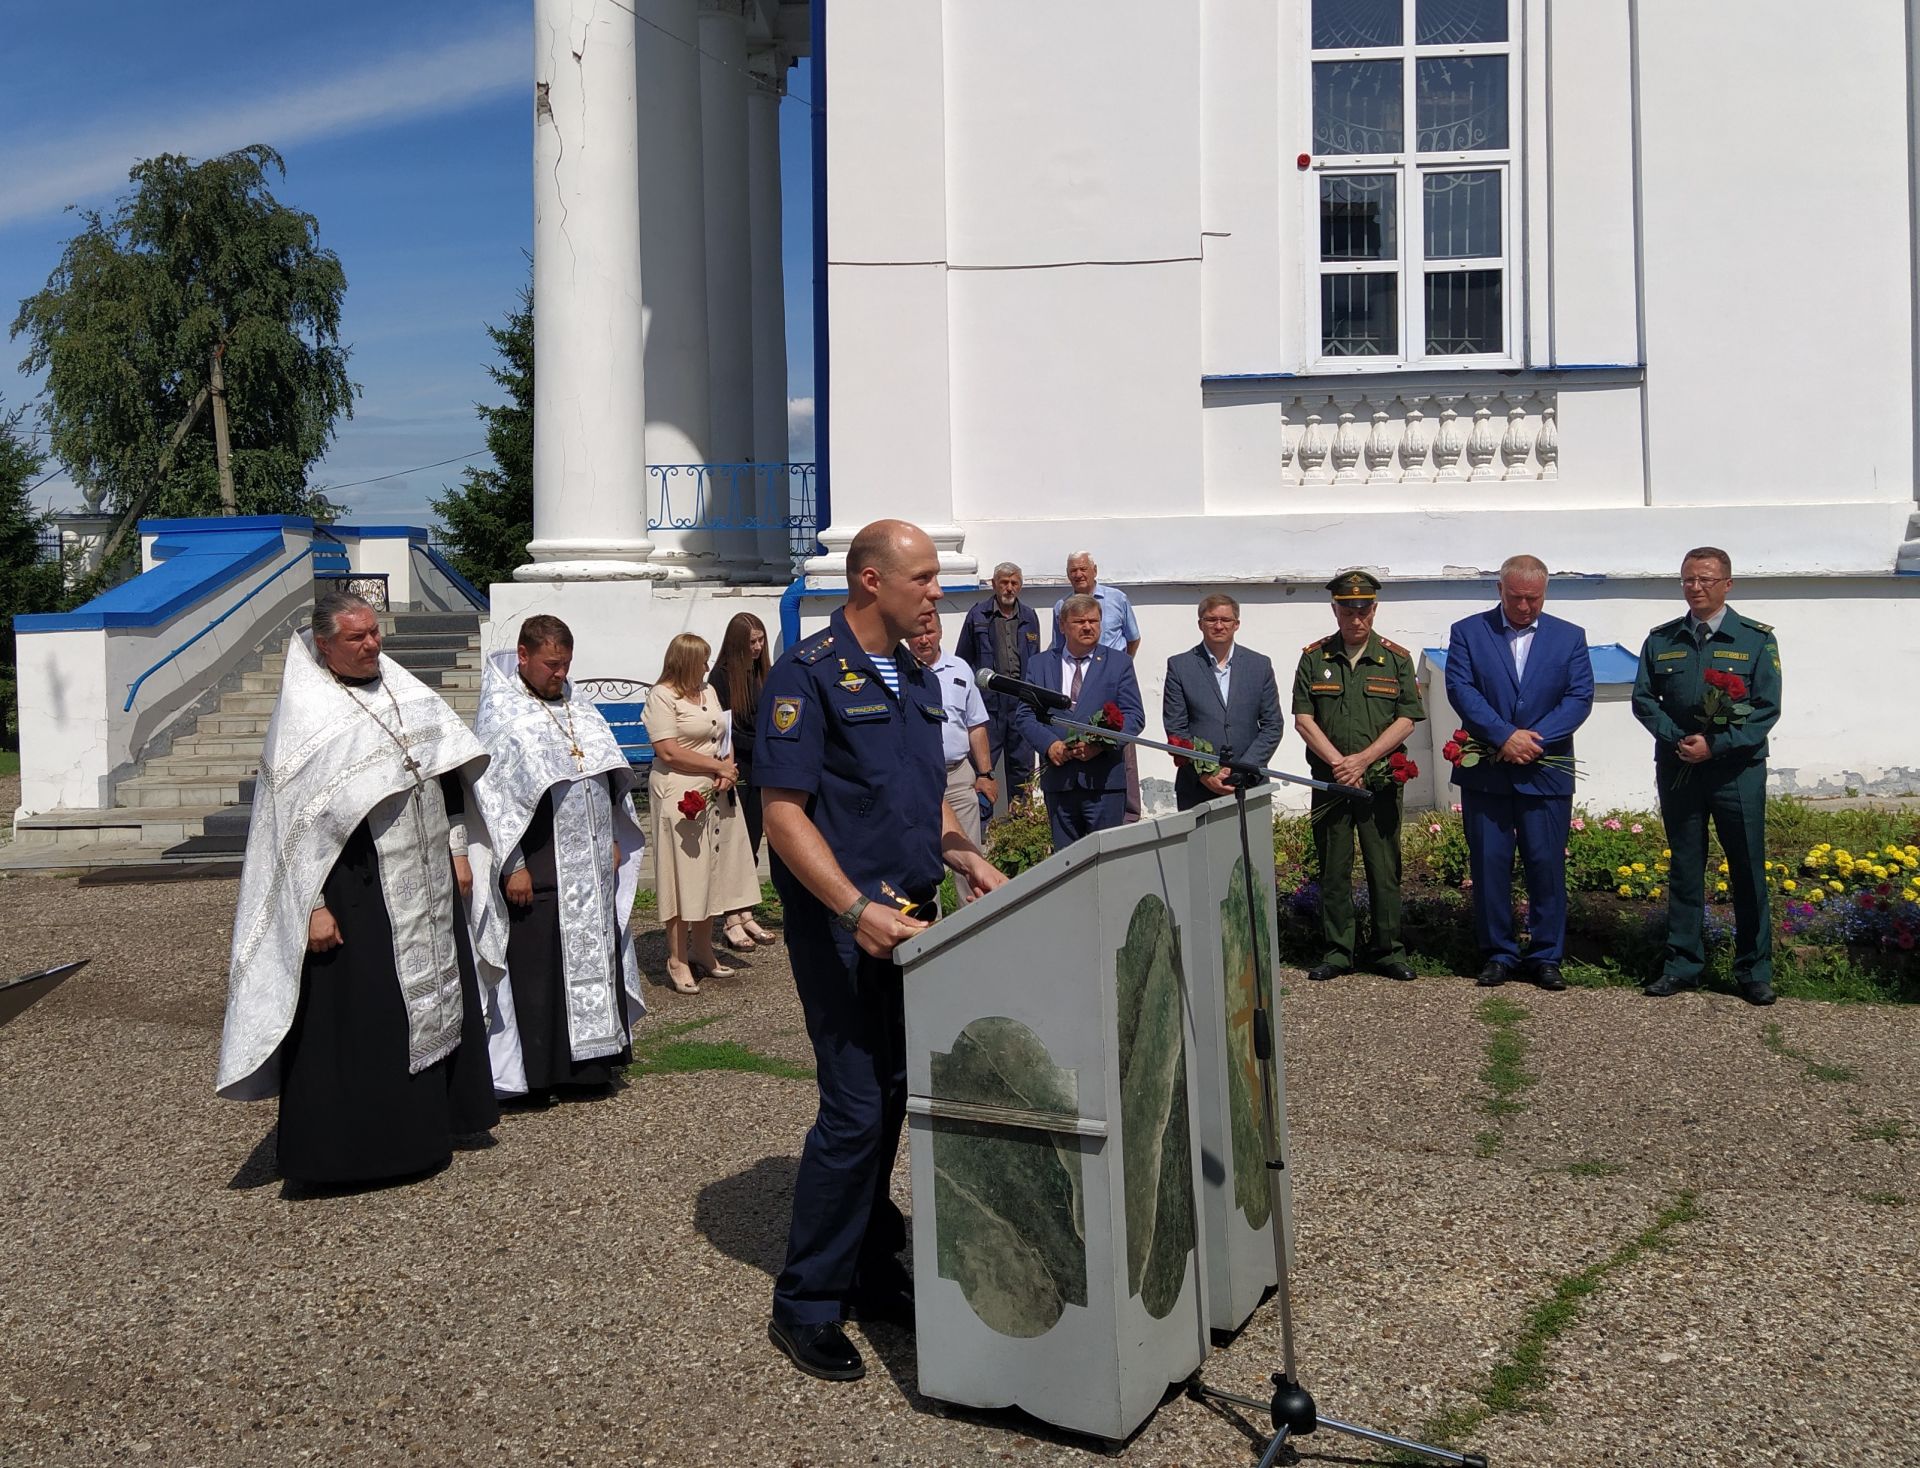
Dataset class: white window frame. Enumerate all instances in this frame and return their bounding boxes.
[1303,0,1522,371]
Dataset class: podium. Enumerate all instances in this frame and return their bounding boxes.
[896,789,1291,1441]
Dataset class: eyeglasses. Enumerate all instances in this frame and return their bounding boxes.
[1680,576,1728,588]
[1200,617,1239,627]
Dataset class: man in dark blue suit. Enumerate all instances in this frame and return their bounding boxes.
[1017,593,1145,852]
[1163,593,1283,811]
[1444,555,1594,991]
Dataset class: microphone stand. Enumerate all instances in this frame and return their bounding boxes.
[1023,699,1485,1464]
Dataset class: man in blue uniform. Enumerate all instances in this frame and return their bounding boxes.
[757,519,1007,1383]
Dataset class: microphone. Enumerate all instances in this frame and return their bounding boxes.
[975,667,1072,710]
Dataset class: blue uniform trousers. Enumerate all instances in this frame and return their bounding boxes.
[1461,787,1573,967]
[1046,787,1126,853]
[772,905,911,1327]
[983,691,1041,818]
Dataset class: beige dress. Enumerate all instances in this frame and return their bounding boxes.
[645,683,761,922]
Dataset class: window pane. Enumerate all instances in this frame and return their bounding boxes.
[1314,60,1405,154]
[1322,175,1398,261]
[1416,56,1508,151]
[1322,274,1400,357]
[1423,170,1501,259]
[1312,0,1402,49]
[1416,0,1508,45]
[1425,269,1502,354]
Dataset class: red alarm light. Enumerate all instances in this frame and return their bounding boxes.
[1296,153,1312,169]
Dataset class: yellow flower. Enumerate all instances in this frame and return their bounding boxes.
[1616,864,1632,877]
[1782,879,1796,892]
[1716,880,1729,893]
[1656,862,1669,874]
[1719,861,1731,875]
[1874,865,1890,879]
[1648,887,1662,900]
[1617,883,1632,897]
[1809,888,1826,903]
[1835,849,1852,863]
[1905,844,1919,856]
[1829,879,1845,892]
[1662,848,1673,859]
[1904,856,1917,869]
[1632,862,1646,873]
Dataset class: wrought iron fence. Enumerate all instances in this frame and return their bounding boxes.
[35,528,61,563]
[647,462,819,567]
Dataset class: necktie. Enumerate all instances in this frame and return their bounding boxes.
[1070,658,1085,702]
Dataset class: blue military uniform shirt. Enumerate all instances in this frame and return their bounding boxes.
[754,607,949,910]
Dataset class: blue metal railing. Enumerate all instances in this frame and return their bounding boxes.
[647,462,819,563]
[123,545,315,712]
[412,539,490,612]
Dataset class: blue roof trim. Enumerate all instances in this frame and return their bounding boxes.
[138,514,314,535]
[18,526,290,632]
[1202,363,1646,384]
[1421,642,1640,684]
[330,523,431,541]
[412,541,489,611]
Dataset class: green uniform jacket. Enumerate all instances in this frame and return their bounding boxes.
[1630,607,1782,767]
[1290,631,1426,771]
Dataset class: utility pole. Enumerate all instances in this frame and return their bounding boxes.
[209,342,237,513]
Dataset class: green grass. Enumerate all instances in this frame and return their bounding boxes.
[1476,995,1536,1120]
[0,749,18,777]
[1565,1160,1627,1179]
[622,1015,814,1082]
[1858,1191,1907,1206]
[1472,1130,1504,1160]
[1758,1021,1858,1083]
[1850,1118,1912,1145]
[1399,1191,1704,1458]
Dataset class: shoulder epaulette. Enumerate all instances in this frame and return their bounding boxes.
[1381,638,1411,659]
[791,631,836,665]
[1747,619,1773,635]
[1651,616,1688,635]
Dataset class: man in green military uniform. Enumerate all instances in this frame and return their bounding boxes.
[1631,547,1782,1005]
[1291,570,1425,983]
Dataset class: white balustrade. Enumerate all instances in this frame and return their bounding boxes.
[1265,388,1560,488]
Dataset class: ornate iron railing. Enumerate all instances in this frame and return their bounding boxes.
[647,462,819,563]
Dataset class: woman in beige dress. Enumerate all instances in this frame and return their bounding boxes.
[645,634,762,993]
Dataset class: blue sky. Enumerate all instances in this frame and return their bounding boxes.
[0,0,815,525]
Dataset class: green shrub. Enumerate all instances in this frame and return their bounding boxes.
[985,797,1055,878]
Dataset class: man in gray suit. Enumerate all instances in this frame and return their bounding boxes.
[1163,593,1284,811]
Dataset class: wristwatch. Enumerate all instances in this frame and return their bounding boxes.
[836,895,871,933]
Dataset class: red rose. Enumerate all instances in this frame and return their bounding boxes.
[677,789,708,820]
[1168,733,1193,768]
[1725,675,1747,699]
[1453,728,1471,743]
[1443,741,1463,762]
[1101,700,1124,730]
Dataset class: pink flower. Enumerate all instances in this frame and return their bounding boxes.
[1630,823,1643,834]
[1603,817,1623,831]
[1570,817,1586,831]
[1428,823,1442,835]
[1450,802,1463,814]
[1461,877,1474,889]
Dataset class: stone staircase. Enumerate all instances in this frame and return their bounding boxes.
[10,612,484,870]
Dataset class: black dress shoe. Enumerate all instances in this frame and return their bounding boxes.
[1643,974,1700,998]
[1738,979,1777,1006]
[1475,961,1512,987]
[768,1319,866,1381]
[1527,962,1567,991]
[1305,964,1351,982]
[1375,961,1417,982]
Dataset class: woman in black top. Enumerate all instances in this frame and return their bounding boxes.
[712,611,776,949]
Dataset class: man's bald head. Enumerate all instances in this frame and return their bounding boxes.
[847,519,932,578]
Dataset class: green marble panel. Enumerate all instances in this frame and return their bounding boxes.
[930,1018,1088,1338]
[1115,894,1195,1320]
[1221,855,1279,1228]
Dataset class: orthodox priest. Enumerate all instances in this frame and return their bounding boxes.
[217,590,499,1186]
[472,615,647,1099]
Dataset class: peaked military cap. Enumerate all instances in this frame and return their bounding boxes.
[1327,569,1381,603]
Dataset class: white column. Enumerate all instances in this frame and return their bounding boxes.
[700,1,757,580]
[748,53,792,580]
[637,0,717,581]
[521,0,657,581]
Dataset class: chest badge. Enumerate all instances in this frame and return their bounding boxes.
[838,670,868,693]
[771,697,802,733]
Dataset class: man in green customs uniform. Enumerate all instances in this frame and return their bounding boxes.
[1631,546,1782,1006]
[1291,570,1425,984]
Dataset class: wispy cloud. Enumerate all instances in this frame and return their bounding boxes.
[0,21,526,226]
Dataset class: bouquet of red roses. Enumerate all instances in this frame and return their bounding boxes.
[1365,749,1419,789]
[676,787,711,821]
[1442,727,1584,777]
[1166,734,1220,776]
[1066,701,1127,757]
[1698,669,1753,732]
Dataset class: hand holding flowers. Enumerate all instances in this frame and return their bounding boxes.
[1444,726,1585,778]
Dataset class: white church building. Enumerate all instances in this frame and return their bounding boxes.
[14,0,1920,852]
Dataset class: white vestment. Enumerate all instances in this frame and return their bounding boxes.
[472,650,647,1096]
[216,632,493,1101]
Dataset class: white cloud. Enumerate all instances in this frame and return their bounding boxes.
[0,22,526,226]
[787,395,815,461]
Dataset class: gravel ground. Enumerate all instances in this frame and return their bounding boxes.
[1,874,1916,1467]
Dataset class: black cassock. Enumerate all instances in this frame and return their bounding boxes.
[276,773,499,1185]
[502,783,633,1093]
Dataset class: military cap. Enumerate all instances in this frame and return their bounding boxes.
[1326,568,1381,603]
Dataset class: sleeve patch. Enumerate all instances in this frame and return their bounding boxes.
[769,696,804,735]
